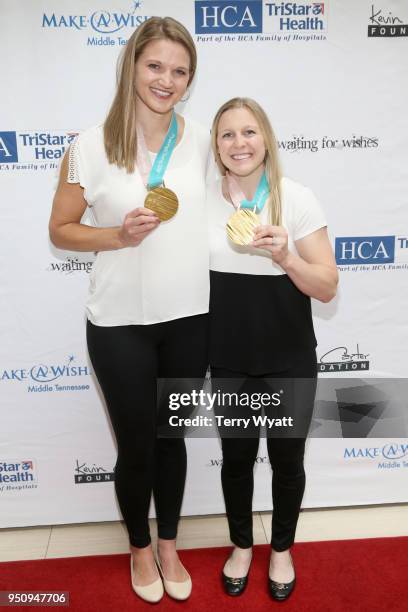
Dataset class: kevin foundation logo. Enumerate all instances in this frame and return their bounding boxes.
[368,4,408,37]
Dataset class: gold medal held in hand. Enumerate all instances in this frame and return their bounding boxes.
[227,209,260,246]
[145,186,179,221]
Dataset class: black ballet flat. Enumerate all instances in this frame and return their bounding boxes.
[222,571,249,596]
[268,576,296,601]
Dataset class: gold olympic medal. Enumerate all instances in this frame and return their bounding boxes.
[145,186,179,221]
[226,209,260,245]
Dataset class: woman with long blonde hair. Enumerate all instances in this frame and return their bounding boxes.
[208,97,338,601]
[49,17,210,604]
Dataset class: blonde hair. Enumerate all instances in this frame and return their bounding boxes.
[104,17,196,173]
[211,97,282,226]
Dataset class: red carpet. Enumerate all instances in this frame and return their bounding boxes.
[1,537,407,611]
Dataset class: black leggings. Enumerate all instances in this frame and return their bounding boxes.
[87,314,209,548]
[212,350,317,552]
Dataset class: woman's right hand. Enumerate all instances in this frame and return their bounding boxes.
[118,207,160,247]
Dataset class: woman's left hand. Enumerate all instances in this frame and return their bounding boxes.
[251,225,289,265]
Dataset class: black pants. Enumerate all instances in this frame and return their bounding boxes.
[87,314,209,548]
[212,350,317,552]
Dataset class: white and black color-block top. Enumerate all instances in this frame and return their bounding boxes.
[208,176,327,374]
[67,118,210,326]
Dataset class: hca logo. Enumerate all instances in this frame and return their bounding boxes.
[0,132,18,163]
[195,0,263,33]
[335,236,395,264]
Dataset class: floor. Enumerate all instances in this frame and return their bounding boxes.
[1,504,407,562]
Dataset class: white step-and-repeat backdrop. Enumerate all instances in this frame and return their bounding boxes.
[1,0,407,528]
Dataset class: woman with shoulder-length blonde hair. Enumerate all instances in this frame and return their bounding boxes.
[208,97,338,601]
[49,17,210,604]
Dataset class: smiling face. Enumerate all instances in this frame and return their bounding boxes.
[134,38,191,115]
[216,107,266,177]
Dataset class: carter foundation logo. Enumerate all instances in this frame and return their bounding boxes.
[318,344,370,373]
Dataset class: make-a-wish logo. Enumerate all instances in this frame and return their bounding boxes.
[344,442,408,469]
[368,4,408,37]
[47,256,94,275]
[42,2,149,46]
[318,344,370,373]
[0,130,77,170]
[74,460,115,484]
[0,356,92,393]
[0,460,38,493]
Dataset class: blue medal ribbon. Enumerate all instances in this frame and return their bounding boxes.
[240,172,270,213]
[147,112,178,190]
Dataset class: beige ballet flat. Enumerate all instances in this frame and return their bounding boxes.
[130,555,164,603]
[156,557,192,601]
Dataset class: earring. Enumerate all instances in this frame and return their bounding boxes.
[180,90,190,102]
